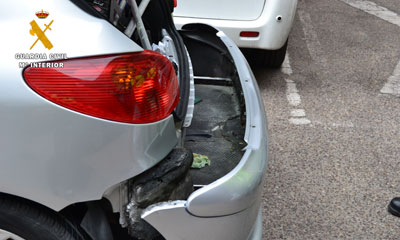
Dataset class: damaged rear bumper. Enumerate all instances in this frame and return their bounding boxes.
[142,28,268,240]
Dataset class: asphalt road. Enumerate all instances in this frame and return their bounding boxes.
[252,0,400,239]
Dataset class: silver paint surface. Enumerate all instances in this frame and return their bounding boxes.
[0,0,178,211]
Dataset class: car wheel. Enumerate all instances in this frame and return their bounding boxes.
[262,39,288,68]
[0,194,86,240]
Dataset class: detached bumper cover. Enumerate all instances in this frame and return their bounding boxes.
[142,30,268,240]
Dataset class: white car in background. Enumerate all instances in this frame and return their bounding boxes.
[174,0,298,68]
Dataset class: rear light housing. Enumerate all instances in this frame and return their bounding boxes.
[23,50,180,124]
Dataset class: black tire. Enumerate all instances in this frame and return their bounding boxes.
[262,39,288,68]
[0,194,86,240]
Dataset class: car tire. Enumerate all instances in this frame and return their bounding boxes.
[262,39,288,68]
[0,194,86,240]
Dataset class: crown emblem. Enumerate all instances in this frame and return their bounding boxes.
[35,10,49,19]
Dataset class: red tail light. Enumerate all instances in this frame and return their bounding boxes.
[240,31,260,38]
[24,50,180,124]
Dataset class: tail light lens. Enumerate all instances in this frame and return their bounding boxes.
[240,31,260,38]
[24,50,179,124]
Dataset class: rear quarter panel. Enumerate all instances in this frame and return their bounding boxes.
[174,0,298,50]
[0,0,177,210]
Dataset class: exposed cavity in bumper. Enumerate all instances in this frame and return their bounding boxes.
[141,24,268,240]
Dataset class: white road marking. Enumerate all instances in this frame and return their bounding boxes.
[381,61,400,96]
[281,53,311,125]
[291,109,306,118]
[297,9,328,67]
[339,0,400,97]
[340,0,400,27]
[312,120,355,129]
[289,118,312,125]
[281,53,293,75]
[286,79,301,107]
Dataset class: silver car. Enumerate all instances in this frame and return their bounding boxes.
[0,0,268,239]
